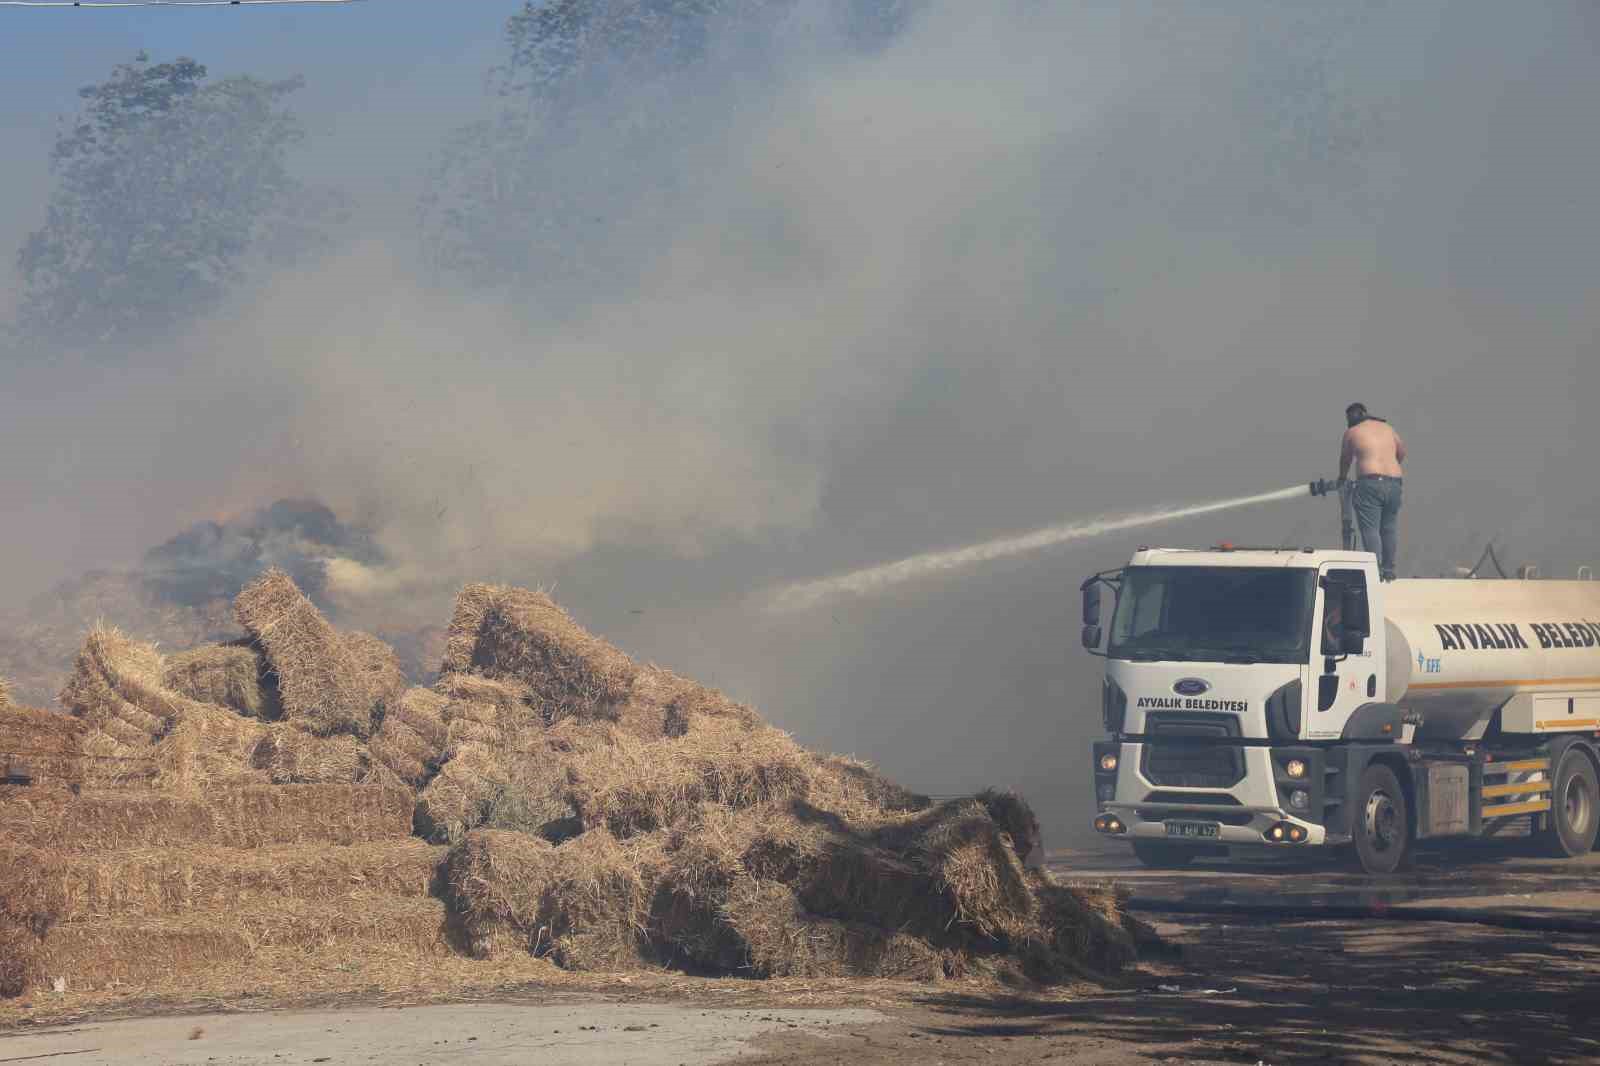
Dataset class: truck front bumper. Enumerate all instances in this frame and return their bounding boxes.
[1092,740,1334,847]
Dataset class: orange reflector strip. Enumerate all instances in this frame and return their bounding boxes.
[1481,781,1552,798]
[1482,799,1551,818]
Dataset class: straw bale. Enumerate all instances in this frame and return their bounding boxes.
[440,582,498,676]
[483,752,578,841]
[58,627,183,745]
[154,701,271,789]
[344,630,409,711]
[369,728,431,788]
[386,687,449,753]
[162,642,280,720]
[435,673,541,751]
[234,569,371,737]
[564,720,812,839]
[1,839,444,921]
[416,744,510,843]
[0,783,414,851]
[0,704,88,787]
[445,585,639,723]
[444,828,663,970]
[32,895,452,993]
[78,727,156,786]
[249,723,374,785]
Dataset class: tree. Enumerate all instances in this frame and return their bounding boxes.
[15,53,330,350]
[420,1,919,294]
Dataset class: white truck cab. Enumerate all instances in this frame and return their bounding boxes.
[1083,545,1600,873]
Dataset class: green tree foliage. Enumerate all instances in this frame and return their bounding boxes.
[15,53,330,349]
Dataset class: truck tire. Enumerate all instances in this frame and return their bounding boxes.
[1539,749,1599,858]
[1352,763,1410,875]
[1131,841,1194,869]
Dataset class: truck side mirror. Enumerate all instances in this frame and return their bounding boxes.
[1341,628,1366,655]
[1081,624,1103,651]
[1081,581,1101,627]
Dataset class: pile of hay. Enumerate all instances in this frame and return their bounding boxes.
[1,572,1145,1001]
[234,569,374,737]
[430,582,1140,982]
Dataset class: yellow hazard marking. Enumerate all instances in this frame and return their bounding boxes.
[1537,719,1600,730]
[1481,781,1552,798]
[1482,799,1551,818]
[1486,758,1551,773]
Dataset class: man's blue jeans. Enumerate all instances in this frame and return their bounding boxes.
[1353,476,1402,580]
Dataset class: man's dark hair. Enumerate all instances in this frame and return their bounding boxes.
[1345,402,1369,427]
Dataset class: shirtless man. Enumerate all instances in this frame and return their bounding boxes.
[1339,403,1407,581]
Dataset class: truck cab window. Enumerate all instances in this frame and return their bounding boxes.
[1320,569,1367,656]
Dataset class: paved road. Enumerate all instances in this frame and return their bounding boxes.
[0,1004,885,1066]
[1051,834,1600,918]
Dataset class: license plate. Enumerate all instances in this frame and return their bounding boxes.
[1164,821,1220,839]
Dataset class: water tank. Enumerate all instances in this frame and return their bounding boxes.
[1382,579,1600,740]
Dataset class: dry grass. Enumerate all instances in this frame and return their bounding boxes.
[717,879,947,980]
[0,784,414,851]
[234,569,371,737]
[442,584,638,723]
[4,839,443,922]
[162,642,279,720]
[0,921,43,998]
[0,674,10,710]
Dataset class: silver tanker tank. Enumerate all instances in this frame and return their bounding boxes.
[1382,579,1600,741]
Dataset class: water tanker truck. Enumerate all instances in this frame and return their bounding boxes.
[1081,532,1600,873]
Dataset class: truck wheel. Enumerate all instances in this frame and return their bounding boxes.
[1352,763,1410,875]
[1539,749,1599,858]
[1131,841,1194,869]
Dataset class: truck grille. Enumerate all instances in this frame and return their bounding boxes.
[1140,714,1244,788]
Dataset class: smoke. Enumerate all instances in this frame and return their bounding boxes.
[765,484,1312,613]
[2,2,1599,842]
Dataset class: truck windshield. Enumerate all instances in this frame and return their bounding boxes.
[1108,566,1315,664]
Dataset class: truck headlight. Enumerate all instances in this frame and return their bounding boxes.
[1099,753,1118,772]
[1097,782,1115,802]
[1288,789,1310,811]
[1285,758,1307,779]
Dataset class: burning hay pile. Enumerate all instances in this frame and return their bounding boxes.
[428,582,1139,982]
[0,572,1145,1002]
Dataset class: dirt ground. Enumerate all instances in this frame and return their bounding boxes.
[7,840,1599,1065]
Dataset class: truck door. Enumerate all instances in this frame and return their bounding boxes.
[1312,568,1377,737]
